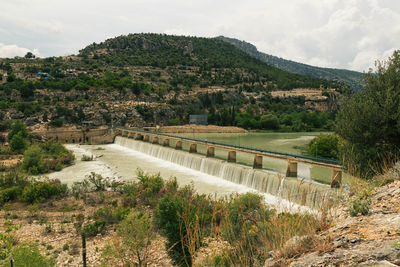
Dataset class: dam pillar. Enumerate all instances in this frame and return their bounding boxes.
[143,135,149,142]
[227,151,236,163]
[127,132,132,138]
[163,139,170,147]
[152,136,159,144]
[286,161,298,177]
[253,155,263,169]
[331,169,342,188]
[206,146,215,157]
[189,143,197,153]
[175,140,183,150]
[134,133,142,140]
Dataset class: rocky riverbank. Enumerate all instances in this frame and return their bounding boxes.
[265,179,400,267]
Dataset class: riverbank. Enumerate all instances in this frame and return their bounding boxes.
[264,178,400,266]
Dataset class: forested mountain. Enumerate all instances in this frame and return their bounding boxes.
[79,33,339,90]
[0,33,351,132]
[218,36,364,91]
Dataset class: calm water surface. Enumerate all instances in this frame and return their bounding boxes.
[175,132,321,154]
[175,132,334,184]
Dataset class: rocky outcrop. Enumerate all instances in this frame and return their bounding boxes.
[265,180,400,267]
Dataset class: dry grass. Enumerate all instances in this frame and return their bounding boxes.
[189,189,336,267]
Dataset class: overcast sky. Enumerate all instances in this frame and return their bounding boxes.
[1,0,399,72]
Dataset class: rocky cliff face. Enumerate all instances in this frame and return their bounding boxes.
[265,179,400,267]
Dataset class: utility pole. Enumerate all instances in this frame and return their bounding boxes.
[82,233,87,267]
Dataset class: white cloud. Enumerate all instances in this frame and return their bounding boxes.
[0,43,40,58]
[0,0,399,72]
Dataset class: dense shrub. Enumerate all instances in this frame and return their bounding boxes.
[22,180,68,203]
[155,185,212,266]
[10,133,28,153]
[101,210,155,267]
[8,121,29,154]
[8,121,28,141]
[21,146,42,174]
[260,114,280,130]
[85,172,111,191]
[307,134,339,159]
[0,121,12,132]
[0,169,29,189]
[22,141,74,174]
[93,206,130,224]
[83,220,106,237]
[349,198,370,216]
[49,118,64,127]
[225,193,271,239]
[336,50,400,177]
[121,170,178,208]
[4,243,55,266]
[233,110,334,131]
[136,170,164,207]
[0,186,22,205]
[0,170,70,205]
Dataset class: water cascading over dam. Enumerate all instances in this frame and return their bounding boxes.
[115,136,333,209]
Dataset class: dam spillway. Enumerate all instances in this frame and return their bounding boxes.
[114,136,333,209]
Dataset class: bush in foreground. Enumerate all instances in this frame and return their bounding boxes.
[22,179,68,203]
[0,168,329,266]
[336,50,400,178]
[0,170,67,205]
[102,210,155,267]
[155,185,212,266]
[1,243,55,267]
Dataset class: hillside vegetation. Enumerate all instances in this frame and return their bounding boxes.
[0,33,350,132]
[336,50,400,178]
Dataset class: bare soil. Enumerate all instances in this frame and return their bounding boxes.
[0,155,22,167]
[145,124,247,133]
[270,88,334,100]
[1,192,173,267]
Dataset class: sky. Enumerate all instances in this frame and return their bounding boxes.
[1,0,399,72]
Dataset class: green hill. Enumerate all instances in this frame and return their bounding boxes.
[0,33,350,131]
[217,36,365,91]
[79,33,341,90]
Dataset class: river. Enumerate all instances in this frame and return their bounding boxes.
[47,132,335,211]
[173,132,333,184]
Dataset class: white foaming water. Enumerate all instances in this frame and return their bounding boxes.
[113,137,332,210]
[108,143,311,213]
[47,145,117,184]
